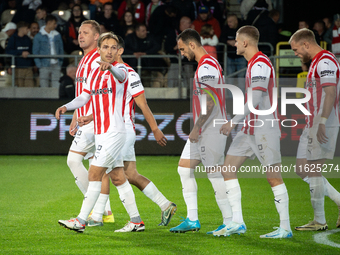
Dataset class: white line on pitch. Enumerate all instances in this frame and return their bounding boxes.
[314,229,340,248]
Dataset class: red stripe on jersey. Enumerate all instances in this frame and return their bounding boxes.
[252,86,267,92]
[76,48,100,118]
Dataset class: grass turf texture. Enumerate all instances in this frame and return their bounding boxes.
[0,155,340,255]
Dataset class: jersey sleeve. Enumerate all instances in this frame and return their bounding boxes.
[128,71,144,97]
[317,59,338,87]
[197,63,220,89]
[250,61,271,92]
[113,63,128,83]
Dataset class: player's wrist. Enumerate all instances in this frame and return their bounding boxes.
[320,117,327,125]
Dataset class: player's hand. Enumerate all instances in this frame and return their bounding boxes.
[69,119,78,136]
[317,124,328,144]
[153,129,167,146]
[220,121,233,136]
[77,115,93,127]
[189,128,199,143]
[55,106,67,120]
[97,61,112,71]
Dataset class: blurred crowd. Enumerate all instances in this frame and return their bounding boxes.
[0,0,340,90]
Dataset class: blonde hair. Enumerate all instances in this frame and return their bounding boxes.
[81,20,101,35]
[97,32,119,48]
[289,28,316,44]
[237,25,259,43]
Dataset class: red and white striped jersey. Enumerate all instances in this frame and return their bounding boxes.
[83,62,128,134]
[123,63,145,129]
[242,51,279,135]
[75,48,100,119]
[192,54,226,133]
[305,50,340,128]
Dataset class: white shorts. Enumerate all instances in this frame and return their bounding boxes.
[69,121,95,155]
[92,131,126,172]
[296,128,308,159]
[181,133,227,167]
[121,126,136,162]
[227,132,281,166]
[307,126,339,161]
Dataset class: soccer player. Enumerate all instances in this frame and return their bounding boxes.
[289,28,340,231]
[169,28,232,234]
[83,35,177,228]
[56,32,144,233]
[66,20,114,223]
[215,25,292,238]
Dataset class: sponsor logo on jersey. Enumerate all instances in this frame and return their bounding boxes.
[130,80,141,88]
[251,76,266,82]
[91,87,113,95]
[320,70,335,77]
[201,75,215,82]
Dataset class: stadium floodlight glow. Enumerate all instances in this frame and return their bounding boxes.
[59,11,64,16]
[10,10,15,15]
[0,71,5,76]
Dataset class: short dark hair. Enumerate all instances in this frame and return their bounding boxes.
[177,28,201,46]
[45,14,57,24]
[17,21,29,29]
[135,23,146,31]
[36,5,47,12]
[117,35,125,49]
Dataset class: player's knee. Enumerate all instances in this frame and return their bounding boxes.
[67,152,84,169]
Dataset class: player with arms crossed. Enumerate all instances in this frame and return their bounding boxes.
[169,28,232,234]
[56,32,144,233]
[290,28,340,231]
[66,20,114,222]
[216,25,292,238]
[82,35,177,229]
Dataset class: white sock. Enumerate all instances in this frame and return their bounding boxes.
[77,181,102,221]
[104,198,112,215]
[142,182,170,211]
[303,176,340,205]
[67,152,88,195]
[91,193,109,221]
[178,167,198,221]
[208,172,232,225]
[272,183,291,231]
[225,179,243,224]
[116,180,140,220]
[310,177,326,224]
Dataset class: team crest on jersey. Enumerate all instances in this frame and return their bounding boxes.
[104,75,110,79]
[75,77,87,83]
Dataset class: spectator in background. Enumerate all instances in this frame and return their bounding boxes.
[241,0,272,21]
[0,22,16,50]
[118,0,145,24]
[11,0,40,24]
[192,6,221,38]
[164,16,194,87]
[298,20,320,45]
[33,14,64,88]
[59,65,77,99]
[6,21,34,87]
[145,0,163,27]
[332,14,340,56]
[96,2,119,33]
[148,4,179,45]
[124,23,167,87]
[313,20,326,44]
[200,24,218,59]
[323,16,333,47]
[199,0,224,27]
[28,21,39,40]
[35,5,48,28]
[1,0,17,25]
[220,13,247,92]
[64,4,87,54]
[171,0,196,22]
[118,10,138,38]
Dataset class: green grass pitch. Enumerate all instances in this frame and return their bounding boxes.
[0,155,340,254]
